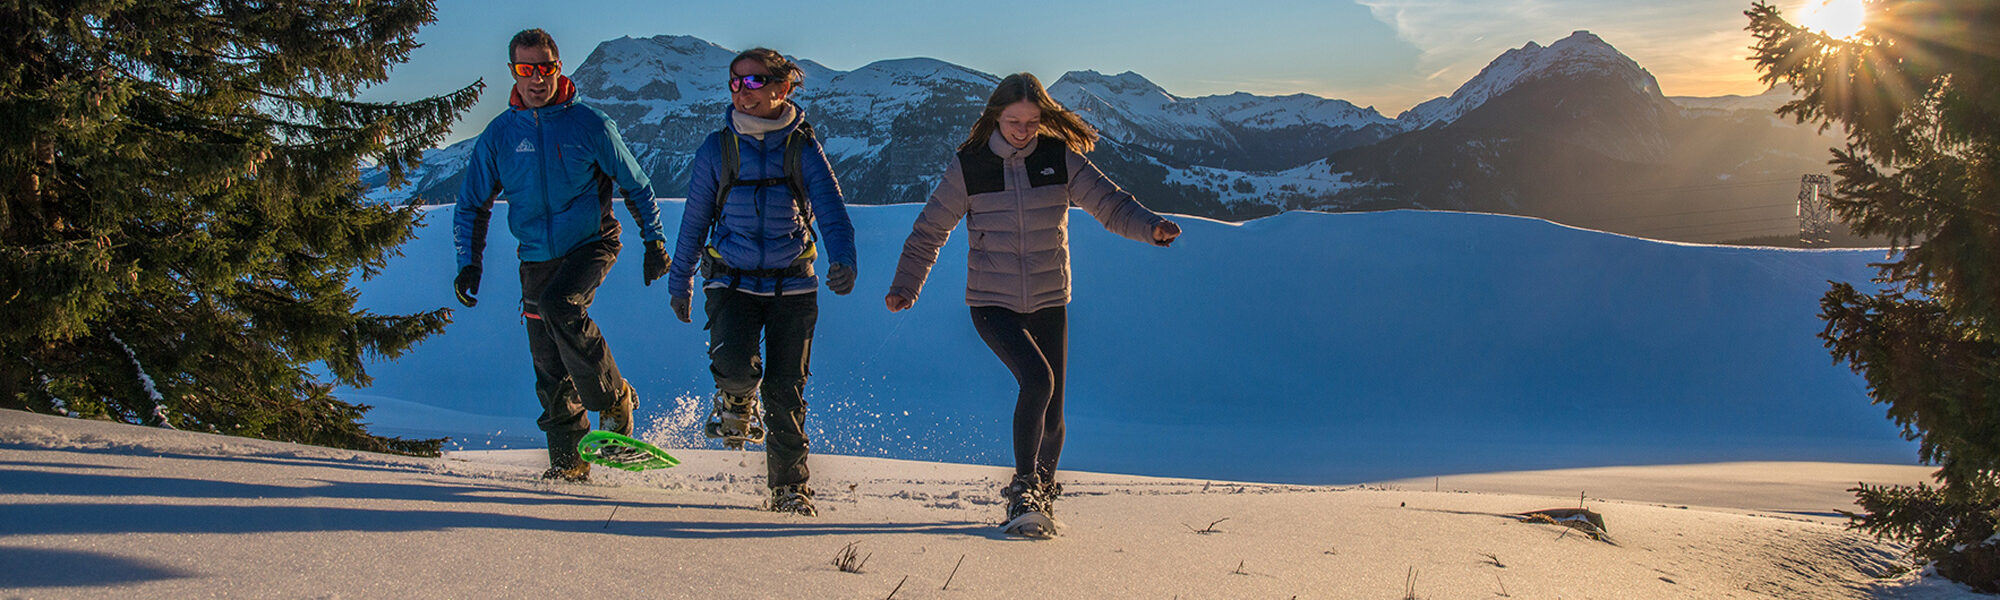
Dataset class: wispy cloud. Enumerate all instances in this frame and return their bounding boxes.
[1353,0,1793,99]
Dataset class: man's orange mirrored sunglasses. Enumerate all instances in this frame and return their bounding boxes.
[510,61,558,78]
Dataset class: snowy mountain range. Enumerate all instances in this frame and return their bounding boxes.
[363,32,1842,242]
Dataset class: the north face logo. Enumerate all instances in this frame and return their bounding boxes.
[1039,167,1055,176]
[515,139,535,153]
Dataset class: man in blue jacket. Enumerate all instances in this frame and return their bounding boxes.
[666,48,857,516]
[453,29,670,482]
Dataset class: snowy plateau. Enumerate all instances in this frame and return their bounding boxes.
[353,204,1906,484]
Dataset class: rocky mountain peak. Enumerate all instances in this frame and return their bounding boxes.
[1398,30,1660,129]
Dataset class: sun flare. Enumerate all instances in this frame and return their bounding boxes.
[1796,0,1868,39]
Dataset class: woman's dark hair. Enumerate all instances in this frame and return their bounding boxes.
[509,29,559,60]
[731,47,802,88]
[959,73,1098,154]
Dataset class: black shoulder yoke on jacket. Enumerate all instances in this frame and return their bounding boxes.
[958,135,1071,196]
[958,143,1005,196]
[1025,135,1068,188]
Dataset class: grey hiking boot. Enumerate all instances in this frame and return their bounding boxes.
[770,484,817,516]
[601,379,637,436]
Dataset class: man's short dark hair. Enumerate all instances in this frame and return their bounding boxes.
[509,29,559,60]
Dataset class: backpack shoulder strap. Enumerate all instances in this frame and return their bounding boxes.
[715,130,741,216]
[783,121,816,228]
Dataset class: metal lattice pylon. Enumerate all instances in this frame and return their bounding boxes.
[1799,174,1833,246]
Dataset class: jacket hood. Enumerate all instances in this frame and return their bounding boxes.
[509,75,577,110]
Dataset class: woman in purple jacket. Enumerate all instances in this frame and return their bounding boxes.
[885,73,1181,537]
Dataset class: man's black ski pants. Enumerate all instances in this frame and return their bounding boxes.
[520,238,626,446]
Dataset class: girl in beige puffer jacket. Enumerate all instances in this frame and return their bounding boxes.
[886,73,1182,537]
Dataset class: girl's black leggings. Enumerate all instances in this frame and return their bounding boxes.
[970,305,1068,480]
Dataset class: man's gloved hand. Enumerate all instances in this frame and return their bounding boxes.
[826,263,856,295]
[454,265,482,307]
[643,240,670,286]
[671,296,692,324]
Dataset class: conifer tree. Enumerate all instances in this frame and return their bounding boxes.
[0,0,481,455]
[1748,0,2000,587]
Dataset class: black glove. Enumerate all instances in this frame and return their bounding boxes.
[454,265,482,307]
[826,263,856,296]
[671,296,691,323]
[643,240,669,286]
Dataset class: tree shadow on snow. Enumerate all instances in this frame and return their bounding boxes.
[0,546,196,588]
[0,467,700,511]
[0,458,133,471]
[0,441,441,477]
[0,502,993,540]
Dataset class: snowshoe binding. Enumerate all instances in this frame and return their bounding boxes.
[702,390,766,450]
[769,484,817,517]
[1001,473,1057,539]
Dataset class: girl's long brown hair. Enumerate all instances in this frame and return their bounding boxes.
[959,73,1098,154]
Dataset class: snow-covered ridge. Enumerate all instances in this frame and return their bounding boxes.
[1397,30,1662,130]
[361,138,473,203]
[800,57,997,118]
[1052,70,1397,140]
[575,35,737,96]
[1195,92,1396,131]
[1051,70,1235,147]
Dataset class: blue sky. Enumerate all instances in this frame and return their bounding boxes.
[366,0,1800,144]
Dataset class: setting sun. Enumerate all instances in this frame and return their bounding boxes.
[1796,0,1868,38]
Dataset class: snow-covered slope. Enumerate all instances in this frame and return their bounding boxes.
[2,408,1966,598]
[345,204,1908,484]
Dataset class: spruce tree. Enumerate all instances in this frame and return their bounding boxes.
[1747,0,2000,587]
[0,1,481,455]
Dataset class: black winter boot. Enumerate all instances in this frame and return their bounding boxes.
[542,431,590,482]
